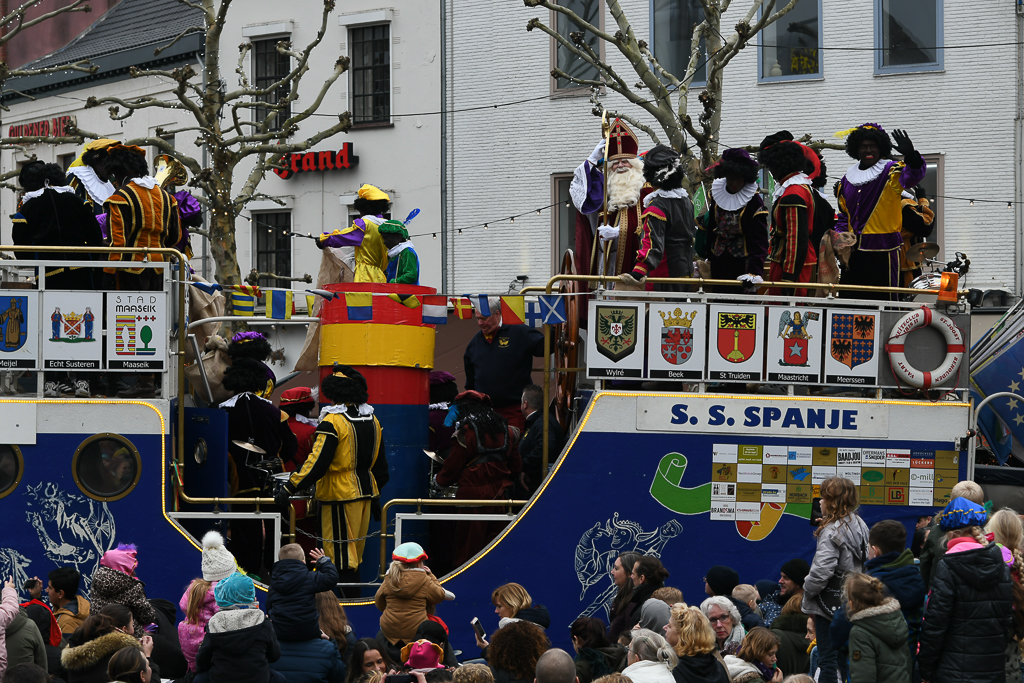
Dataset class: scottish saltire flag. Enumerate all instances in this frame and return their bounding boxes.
[973,338,1024,464]
[450,297,474,319]
[539,295,566,324]
[346,292,373,321]
[500,296,526,325]
[229,292,256,316]
[422,296,447,325]
[266,290,293,320]
[525,300,544,328]
[388,293,421,309]
[465,295,491,317]
[190,281,222,295]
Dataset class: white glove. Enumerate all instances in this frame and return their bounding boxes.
[598,225,619,242]
[620,272,646,286]
[443,589,456,601]
[587,140,606,166]
[693,263,701,277]
[737,274,764,285]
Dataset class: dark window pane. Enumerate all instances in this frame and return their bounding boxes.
[761,0,820,78]
[652,0,706,83]
[556,0,601,89]
[351,25,390,123]
[0,446,20,496]
[555,177,577,272]
[76,438,138,499]
[254,212,292,289]
[253,38,291,130]
[880,0,937,67]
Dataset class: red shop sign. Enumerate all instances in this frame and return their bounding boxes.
[273,142,359,180]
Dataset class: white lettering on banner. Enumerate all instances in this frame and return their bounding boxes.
[636,396,888,438]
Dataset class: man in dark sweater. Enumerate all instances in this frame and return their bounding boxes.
[516,384,564,496]
[463,297,544,432]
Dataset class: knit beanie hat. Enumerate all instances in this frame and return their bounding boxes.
[705,565,739,596]
[201,531,237,582]
[214,572,256,608]
[100,544,138,576]
[402,640,445,670]
[393,542,428,563]
[779,558,810,587]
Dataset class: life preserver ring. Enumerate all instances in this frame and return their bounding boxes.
[886,307,965,389]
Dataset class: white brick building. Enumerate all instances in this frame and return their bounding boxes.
[443,0,1020,297]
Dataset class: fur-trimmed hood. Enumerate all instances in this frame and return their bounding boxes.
[849,597,901,622]
[206,607,265,633]
[848,598,907,649]
[61,630,139,670]
[723,655,765,683]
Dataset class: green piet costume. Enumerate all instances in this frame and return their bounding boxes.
[379,219,419,285]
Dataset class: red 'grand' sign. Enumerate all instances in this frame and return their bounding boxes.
[273,142,358,179]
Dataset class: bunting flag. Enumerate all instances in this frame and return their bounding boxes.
[305,294,317,314]
[225,284,262,299]
[229,292,256,317]
[266,290,293,320]
[465,295,491,317]
[692,182,708,218]
[500,296,526,326]
[345,292,373,321]
[451,297,474,319]
[306,288,335,301]
[422,296,448,325]
[190,281,222,295]
[525,300,544,328]
[539,294,566,324]
[388,293,421,309]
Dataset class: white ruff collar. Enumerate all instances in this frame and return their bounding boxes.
[22,185,75,201]
[643,187,689,208]
[387,241,414,258]
[130,177,159,190]
[711,178,757,212]
[219,392,274,408]
[67,166,115,204]
[295,414,317,426]
[772,173,812,202]
[844,159,888,186]
[319,403,374,419]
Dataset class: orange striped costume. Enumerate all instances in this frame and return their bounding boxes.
[766,181,817,296]
[104,182,181,274]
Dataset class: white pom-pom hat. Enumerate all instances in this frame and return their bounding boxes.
[200,531,237,582]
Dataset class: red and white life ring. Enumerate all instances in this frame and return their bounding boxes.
[886,307,965,389]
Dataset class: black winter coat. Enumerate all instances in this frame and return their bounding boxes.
[672,652,731,683]
[728,596,764,631]
[61,631,143,683]
[267,557,340,642]
[918,543,1013,683]
[771,613,809,678]
[195,609,281,683]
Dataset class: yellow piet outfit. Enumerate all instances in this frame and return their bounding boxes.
[315,184,390,283]
[281,404,388,569]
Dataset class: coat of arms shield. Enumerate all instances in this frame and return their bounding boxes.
[717,312,757,364]
[596,306,637,362]
[830,313,875,369]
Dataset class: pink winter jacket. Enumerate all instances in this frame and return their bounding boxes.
[177,580,219,672]
[0,585,22,679]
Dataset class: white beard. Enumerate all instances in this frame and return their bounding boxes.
[606,158,644,210]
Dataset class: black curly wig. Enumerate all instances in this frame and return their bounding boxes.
[222,358,269,395]
[844,127,891,160]
[429,380,458,405]
[713,158,759,184]
[455,395,507,441]
[758,141,808,180]
[19,161,66,192]
[642,145,685,190]
[353,196,391,217]
[321,364,369,405]
[105,147,149,183]
[228,334,272,362]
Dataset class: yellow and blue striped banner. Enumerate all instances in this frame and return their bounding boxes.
[229,292,256,316]
[266,290,294,320]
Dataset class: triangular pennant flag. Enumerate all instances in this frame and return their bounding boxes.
[189,281,222,295]
[229,292,256,317]
[306,288,335,301]
[305,294,317,314]
[465,295,491,317]
[539,294,566,324]
[266,290,293,320]
[388,293,421,309]
[422,295,447,325]
[345,292,373,321]
[500,296,526,325]
[450,297,474,319]
[525,300,544,328]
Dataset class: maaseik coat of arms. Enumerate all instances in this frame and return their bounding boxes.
[660,309,697,365]
[596,306,637,362]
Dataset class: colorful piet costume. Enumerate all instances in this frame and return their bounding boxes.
[898,190,935,287]
[315,184,390,283]
[378,219,420,285]
[570,119,656,277]
[757,132,818,297]
[834,123,926,300]
[697,148,769,291]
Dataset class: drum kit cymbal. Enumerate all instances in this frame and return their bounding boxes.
[905,242,940,264]
[232,439,267,454]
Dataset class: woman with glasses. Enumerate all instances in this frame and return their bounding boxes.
[620,628,675,683]
[664,603,729,683]
[699,596,745,657]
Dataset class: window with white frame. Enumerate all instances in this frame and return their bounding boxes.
[253,38,291,130]
[876,0,942,73]
[553,0,602,91]
[760,0,821,81]
[651,0,706,85]
[552,174,577,273]
[253,211,292,289]
[350,24,391,124]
